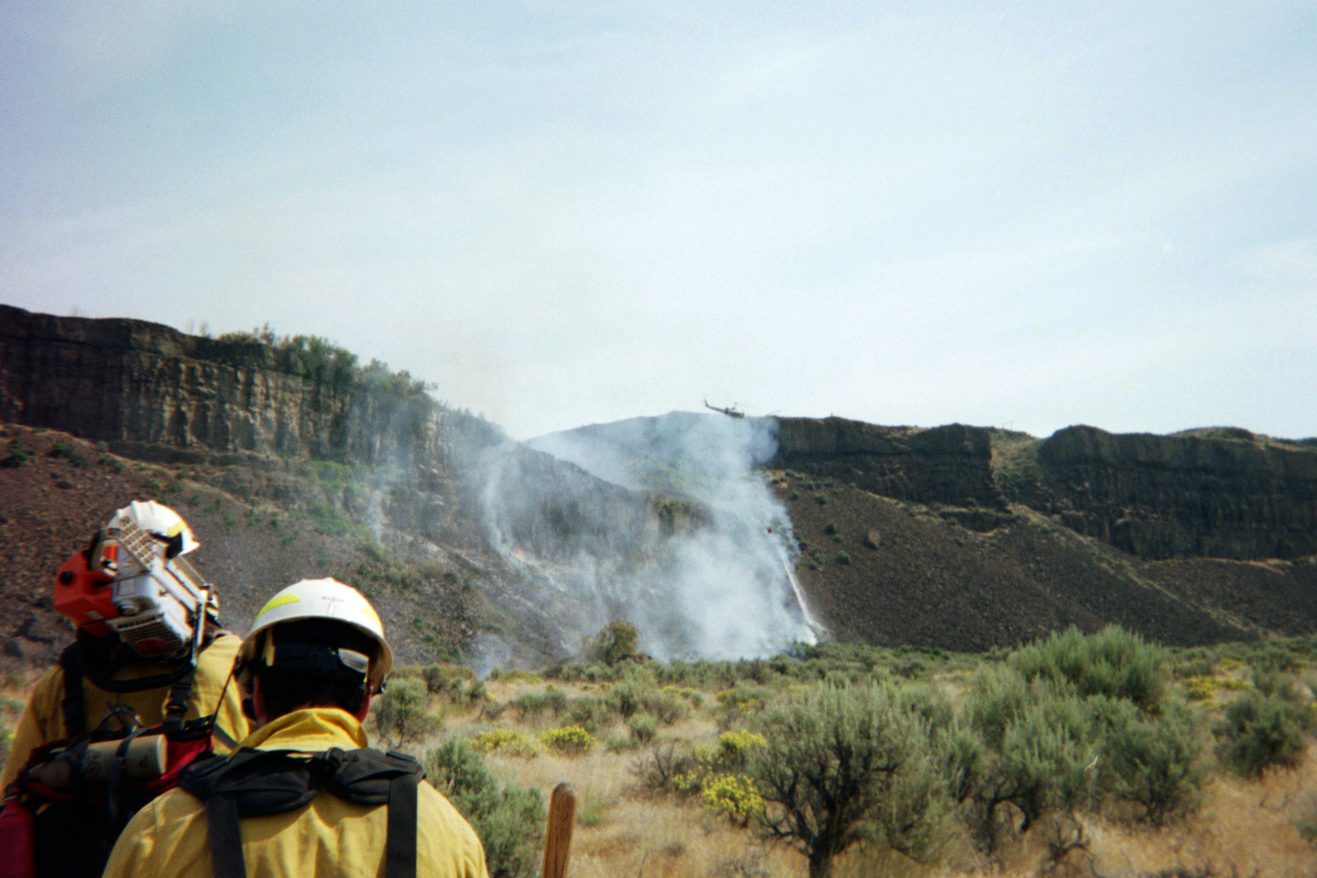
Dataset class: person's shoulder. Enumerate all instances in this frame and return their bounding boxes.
[30,662,65,688]
[24,664,67,704]
[207,631,243,651]
[132,784,209,830]
[416,784,488,870]
[198,631,242,666]
[418,783,482,836]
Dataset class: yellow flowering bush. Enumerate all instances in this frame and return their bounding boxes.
[539,725,596,756]
[701,773,764,825]
[1182,674,1250,703]
[470,729,539,758]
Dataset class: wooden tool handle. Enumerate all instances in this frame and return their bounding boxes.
[541,781,578,878]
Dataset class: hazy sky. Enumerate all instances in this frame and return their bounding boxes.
[3,2,1314,440]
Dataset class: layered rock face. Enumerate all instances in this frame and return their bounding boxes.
[1029,426,1317,560]
[4,306,1313,565]
[0,304,464,469]
[771,416,1316,562]
[773,417,1003,508]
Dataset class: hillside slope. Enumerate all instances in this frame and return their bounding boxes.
[2,305,1314,668]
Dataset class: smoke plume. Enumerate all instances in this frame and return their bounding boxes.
[465,411,817,662]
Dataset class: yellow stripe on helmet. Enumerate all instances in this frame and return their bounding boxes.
[255,592,302,620]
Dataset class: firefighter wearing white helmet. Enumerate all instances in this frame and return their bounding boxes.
[238,577,394,695]
[3,500,248,786]
[104,577,489,878]
[0,499,249,877]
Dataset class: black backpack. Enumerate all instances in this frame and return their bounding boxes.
[178,746,423,878]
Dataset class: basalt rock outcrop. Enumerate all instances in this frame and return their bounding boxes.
[771,415,1316,562]
[1022,426,1317,561]
[0,304,497,470]
[772,418,1003,509]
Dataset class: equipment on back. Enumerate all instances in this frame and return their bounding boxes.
[237,578,394,694]
[53,500,216,661]
[179,746,421,878]
[0,713,217,878]
[2,500,231,878]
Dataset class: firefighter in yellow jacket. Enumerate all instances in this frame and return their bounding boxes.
[1,500,248,787]
[103,577,490,878]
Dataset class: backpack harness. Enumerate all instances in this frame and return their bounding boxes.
[0,637,221,878]
[178,746,422,878]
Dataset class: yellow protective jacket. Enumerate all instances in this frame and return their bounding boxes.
[102,708,490,878]
[1,632,248,786]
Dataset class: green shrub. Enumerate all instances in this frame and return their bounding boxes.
[563,695,611,732]
[957,686,1095,852]
[606,682,690,725]
[1,438,30,468]
[606,680,647,719]
[627,713,658,744]
[1094,698,1207,824]
[660,684,705,710]
[48,441,86,466]
[557,662,619,683]
[966,663,1034,750]
[1217,690,1309,776]
[993,696,1095,833]
[422,663,474,696]
[715,683,776,726]
[748,683,951,877]
[1011,626,1165,711]
[372,677,440,748]
[425,739,545,878]
[587,621,639,666]
[511,687,567,721]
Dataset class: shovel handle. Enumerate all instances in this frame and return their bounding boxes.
[541,782,578,878]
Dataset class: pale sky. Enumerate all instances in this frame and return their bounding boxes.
[3,2,1314,441]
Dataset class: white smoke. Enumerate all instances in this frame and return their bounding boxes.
[470,411,817,661]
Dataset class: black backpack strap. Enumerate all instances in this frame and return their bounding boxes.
[385,769,418,878]
[206,794,248,878]
[161,664,197,734]
[181,747,423,878]
[59,643,88,736]
[104,726,144,830]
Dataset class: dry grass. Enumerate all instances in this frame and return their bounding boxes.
[406,673,1317,878]
[5,656,1316,878]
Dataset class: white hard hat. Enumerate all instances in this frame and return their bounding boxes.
[239,577,393,691]
[107,500,199,555]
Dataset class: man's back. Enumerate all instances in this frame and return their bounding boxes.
[103,708,489,878]
[1,633,248,786]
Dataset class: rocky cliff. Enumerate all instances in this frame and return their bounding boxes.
[771,415,1317,562]
[0,304,497,470]
[1023,426,1317,560]
[773,418,1003,508]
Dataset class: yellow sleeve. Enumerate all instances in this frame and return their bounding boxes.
[418,784,492,878]
[103,788,211,878]
[1,669,65,787]
[194,633,248,753]
[101,809,150,878]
